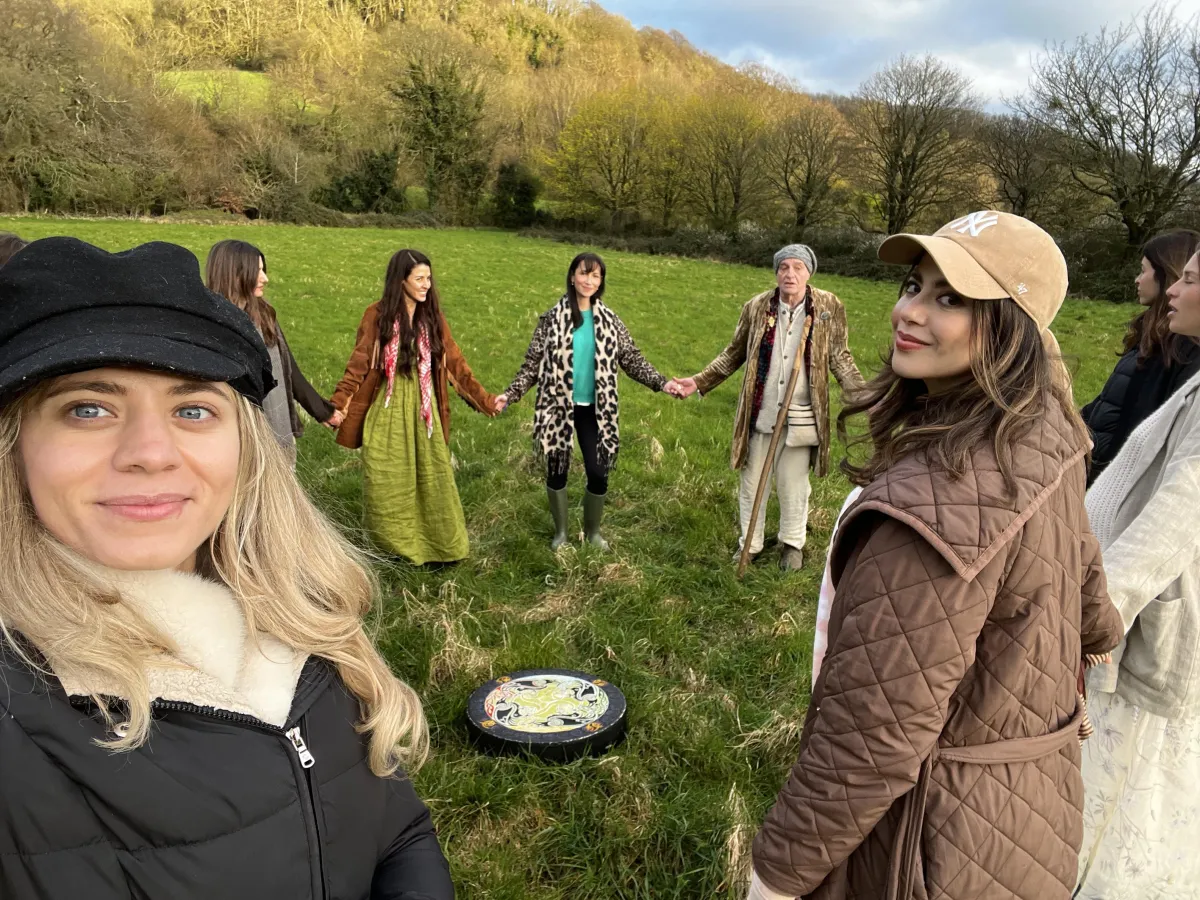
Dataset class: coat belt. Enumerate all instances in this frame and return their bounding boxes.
[885,704,1085,900]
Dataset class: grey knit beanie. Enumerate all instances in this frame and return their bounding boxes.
[773,244,817,276]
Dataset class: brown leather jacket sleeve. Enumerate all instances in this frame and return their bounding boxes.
[442,318,497,415]
[331,305,378,411]
[1079,518,1123,658]
[751,517,997,896]
[694,301,752,396]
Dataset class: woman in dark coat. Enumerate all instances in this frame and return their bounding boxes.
[1082,230,1200,484]
[0,237,453,900]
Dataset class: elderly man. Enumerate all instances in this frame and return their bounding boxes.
[670,245,863,570]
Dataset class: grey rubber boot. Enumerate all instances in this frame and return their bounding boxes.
[547,487,569,550]
[583,490,610,551]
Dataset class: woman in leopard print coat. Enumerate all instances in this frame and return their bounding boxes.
[498,253,669,550]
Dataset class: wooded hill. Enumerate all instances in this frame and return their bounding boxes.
[4,0,1200,300]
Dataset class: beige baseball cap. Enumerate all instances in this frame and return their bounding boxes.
[878,210,1067,332]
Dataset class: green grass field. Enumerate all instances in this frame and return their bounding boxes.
[0,217,1133,898]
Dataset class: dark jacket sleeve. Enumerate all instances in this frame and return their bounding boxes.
[371,777,454,900]
[280,333,335,423]
[751,517,998,896]
[1084,350,1138,484]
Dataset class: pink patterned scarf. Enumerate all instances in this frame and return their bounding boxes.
[382,319,435,437]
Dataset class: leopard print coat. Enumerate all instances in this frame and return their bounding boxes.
[505,295,667,475]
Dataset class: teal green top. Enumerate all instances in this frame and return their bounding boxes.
[572,308,597,404]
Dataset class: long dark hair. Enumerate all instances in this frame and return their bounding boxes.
[206,239,278,347]
[839,289,1089,497]
[1124,229,1200,365]
[377,249,445,377]
[565,252,606,329]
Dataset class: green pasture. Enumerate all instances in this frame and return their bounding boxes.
[0,217,1132,898]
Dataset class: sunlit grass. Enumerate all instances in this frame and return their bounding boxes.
[0,216,1132,898]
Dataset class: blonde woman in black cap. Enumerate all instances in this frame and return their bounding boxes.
[205,239,336,464]
[748,213,1122,900]
[0,238,453,899]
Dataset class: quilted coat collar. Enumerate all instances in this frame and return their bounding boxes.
[834,400,1087,583]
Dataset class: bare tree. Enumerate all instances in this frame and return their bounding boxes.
[849,54,980,234]
[550,86,650,228]
[1016,3,1200,247]
[977,114,1067,219]
[761,99,846,236]
[683,90,768,233]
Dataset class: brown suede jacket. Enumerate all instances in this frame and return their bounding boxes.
[330,302,496,449]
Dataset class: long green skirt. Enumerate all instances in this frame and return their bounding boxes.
[361,374,469,564]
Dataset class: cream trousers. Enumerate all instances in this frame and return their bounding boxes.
[738,432,813,554]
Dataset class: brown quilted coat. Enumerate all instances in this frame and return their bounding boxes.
[751,402,1123,900]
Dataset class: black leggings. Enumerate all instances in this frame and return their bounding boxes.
[546,404,609,495]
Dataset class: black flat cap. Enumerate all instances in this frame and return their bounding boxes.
[0,237,275,404]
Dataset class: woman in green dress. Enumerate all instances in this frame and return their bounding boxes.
[329,249,500,564]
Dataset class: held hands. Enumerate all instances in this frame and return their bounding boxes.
[324,408,346,429]
[664,377,699,399]
[492,394,509,415]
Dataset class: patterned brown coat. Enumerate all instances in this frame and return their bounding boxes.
[693,287,864,477]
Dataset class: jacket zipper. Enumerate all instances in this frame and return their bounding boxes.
[286,726,316,768]
[143,700,326,897]
[292,722,328,898]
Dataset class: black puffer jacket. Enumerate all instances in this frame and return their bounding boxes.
[0,646,454,900]
[1082,342,1200,484]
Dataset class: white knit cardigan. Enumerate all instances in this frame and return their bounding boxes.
[1085,368,1200,717]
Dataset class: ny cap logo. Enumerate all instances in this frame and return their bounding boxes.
[948,212,999,238]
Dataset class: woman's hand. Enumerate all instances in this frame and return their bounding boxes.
[325,408,346,429]
[665,377,698,399]
[493,394,508,414]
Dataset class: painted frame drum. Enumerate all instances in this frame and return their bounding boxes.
[466,669,628,761]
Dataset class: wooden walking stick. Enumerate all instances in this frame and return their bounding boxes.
[737,313,813,580]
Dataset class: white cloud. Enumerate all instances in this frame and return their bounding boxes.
[605,0,1200,102]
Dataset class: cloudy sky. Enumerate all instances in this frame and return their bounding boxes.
[601,0,1200,105]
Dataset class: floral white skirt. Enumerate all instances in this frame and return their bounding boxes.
[1075,688,1200,899]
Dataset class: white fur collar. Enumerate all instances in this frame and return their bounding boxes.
[50,567,308,728]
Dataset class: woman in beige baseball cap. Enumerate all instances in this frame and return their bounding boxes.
[748,211,1123,900]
